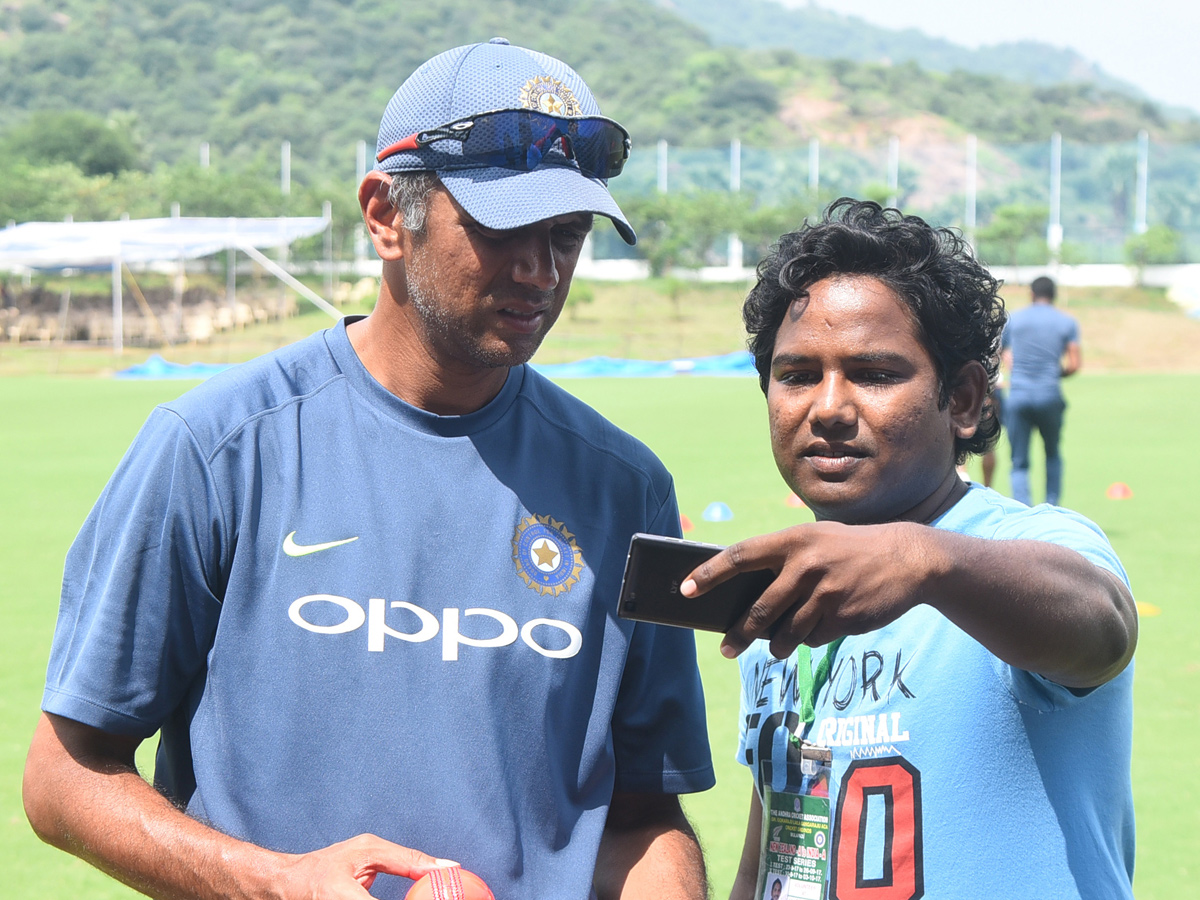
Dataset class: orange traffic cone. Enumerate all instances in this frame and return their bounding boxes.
[1106,482,1133,500]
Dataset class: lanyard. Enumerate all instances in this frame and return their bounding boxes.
[795,637,845,727]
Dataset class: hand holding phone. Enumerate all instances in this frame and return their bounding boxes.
[616,533,775,633]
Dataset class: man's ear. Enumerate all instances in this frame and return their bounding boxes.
[949,360,989,439]
[359,171,405,262]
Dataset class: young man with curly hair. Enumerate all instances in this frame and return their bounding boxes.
[683,199,1136,899]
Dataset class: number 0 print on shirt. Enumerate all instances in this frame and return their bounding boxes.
[830,757,923,900]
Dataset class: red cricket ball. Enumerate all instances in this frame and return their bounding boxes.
[405,866,495,900]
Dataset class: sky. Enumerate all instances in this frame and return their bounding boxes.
[787,1,1200,114]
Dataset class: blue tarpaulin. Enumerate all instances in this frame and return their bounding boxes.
[116,350,759,381]
[115,355,234,380]
[531,350,756,378]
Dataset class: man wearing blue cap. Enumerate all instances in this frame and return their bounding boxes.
[24,39,714,900]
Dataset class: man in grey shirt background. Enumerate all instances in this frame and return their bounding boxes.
[1002,275,1082,506]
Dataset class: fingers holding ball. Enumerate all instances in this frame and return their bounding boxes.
[405,866,494,900]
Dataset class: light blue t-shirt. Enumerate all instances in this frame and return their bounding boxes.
[45,319,715,899]
[1002,302,1080,402]
[737,485,1134,899]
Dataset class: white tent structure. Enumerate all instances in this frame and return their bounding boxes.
[0,216,339,352]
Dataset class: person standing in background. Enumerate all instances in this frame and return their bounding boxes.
[1002,275,1081,506]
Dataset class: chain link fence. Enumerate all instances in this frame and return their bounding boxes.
[596,135,1200,266]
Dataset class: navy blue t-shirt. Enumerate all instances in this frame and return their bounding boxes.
[44,320,714,898]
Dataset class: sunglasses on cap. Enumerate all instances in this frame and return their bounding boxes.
[377,109,632,180]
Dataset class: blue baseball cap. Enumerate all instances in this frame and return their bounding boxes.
[374,37,636,244]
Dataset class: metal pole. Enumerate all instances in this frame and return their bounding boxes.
[200,142,210,168]
[172,188,184,338]
[1134,129,1149,235]
[808,137,820,197]
[728,138,743,270]
[277,218,288,301]
[111,255,123,355]
[281,141,291,197]
[323,200,334,301]
[657,139,669,194]
[238,243,342,319]
[965,134,977,244]
[355,140,368,269]
[174,256,185,337]
[1047,132,1063,257]
[227,218,237,313]
[887,136,900,208]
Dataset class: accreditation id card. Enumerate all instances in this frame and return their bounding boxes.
[757,740,833,900]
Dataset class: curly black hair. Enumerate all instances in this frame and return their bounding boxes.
[744,198,1007,460]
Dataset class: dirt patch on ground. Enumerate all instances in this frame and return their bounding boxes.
[1067,306,1200,372]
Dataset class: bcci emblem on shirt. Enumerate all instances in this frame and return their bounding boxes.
[512,514,584,596]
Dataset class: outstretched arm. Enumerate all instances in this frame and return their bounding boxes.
[683,521,1136,689]
[24,713,452,900]
[594,791,707,900]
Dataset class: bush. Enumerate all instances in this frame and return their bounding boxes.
[1124,224,1184,269]
[1,110,141,177]
[620,191,751,276]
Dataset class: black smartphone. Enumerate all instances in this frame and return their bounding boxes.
[616,533,775,633]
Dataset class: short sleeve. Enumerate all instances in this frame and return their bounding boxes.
[1067,316,1081,344]
[991,504,1128,587]
[42,406,228,737]
[609,481,715,794]
[736,647,757,769]
[988,504,1131,709]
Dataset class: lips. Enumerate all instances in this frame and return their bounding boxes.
[801,443,867,476]
[497,303,550,335]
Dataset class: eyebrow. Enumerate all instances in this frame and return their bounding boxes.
[557,212,594,230]
[772,350,910,368]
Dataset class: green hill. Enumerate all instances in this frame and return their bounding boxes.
[1,0,1193,183]
[659,0,1155,101]
[0,0,774,181]
[2,0,1198,261]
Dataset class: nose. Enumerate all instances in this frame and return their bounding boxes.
[511,229,560,291]
[810,374,856,431]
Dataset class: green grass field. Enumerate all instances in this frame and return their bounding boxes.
[2,369,1198,898]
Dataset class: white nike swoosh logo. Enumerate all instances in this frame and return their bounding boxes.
[282,531,359,557]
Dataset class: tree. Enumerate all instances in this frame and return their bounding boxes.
[738,198,819,266]
[0,159,94,224]
[620,191,750,276]
[1,110,141,177]
[975,204,1049,267]
[1124,224,1183,284]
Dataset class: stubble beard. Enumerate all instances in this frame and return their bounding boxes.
[405,253,556,370]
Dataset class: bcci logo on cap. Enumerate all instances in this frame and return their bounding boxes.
[520,75,582,117]
[513,514,584,595]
